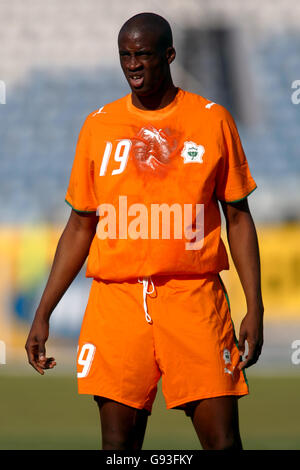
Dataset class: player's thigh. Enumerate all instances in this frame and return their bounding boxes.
[94,396,149,450]
[187,395,242,450]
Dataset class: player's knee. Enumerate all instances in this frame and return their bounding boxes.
[102,424,143,450]
[102,438,127,450]
[202,431,242,450]
[102,430,132,450]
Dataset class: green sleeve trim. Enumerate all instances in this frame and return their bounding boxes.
[221,185,257,204]
[65,199,97,213]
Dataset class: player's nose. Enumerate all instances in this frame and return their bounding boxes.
[127,55,143,71]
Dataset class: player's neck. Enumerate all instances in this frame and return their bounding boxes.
[131,81,178,111]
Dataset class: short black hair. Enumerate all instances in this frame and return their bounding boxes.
[118,12,173,51]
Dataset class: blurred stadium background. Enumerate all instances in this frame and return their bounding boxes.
[0,0,300,449]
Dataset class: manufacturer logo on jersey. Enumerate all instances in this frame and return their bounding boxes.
[92,106,106,117]
[205,101,216,109]
[181,141,205,164]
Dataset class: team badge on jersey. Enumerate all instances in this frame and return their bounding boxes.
[181,141,205,164]
[223,348,231,365]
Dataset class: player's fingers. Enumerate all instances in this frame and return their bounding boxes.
[37,340,50,369]
[38,341,46,360]
[248,342,263,367]
[238,339,255,369]
[44,357,56,369]
[25,345,45,375]
[238,331,246,358]
[238,341,261,370]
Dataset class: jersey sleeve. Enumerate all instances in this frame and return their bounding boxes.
[215,109,257,203]
[65,116,98,212]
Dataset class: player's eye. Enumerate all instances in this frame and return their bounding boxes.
[136,51,151,57]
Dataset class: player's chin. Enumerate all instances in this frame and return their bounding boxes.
[128,80,154,97]
[134,77,165,97]
[129,85,149,96]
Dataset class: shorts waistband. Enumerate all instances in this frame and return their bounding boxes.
[93,273,221,324]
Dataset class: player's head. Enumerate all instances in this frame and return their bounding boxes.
[118,12,176,97]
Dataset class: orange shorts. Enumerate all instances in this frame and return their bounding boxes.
[76,274,249,414]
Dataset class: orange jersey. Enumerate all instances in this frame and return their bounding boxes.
[65,88,256,281]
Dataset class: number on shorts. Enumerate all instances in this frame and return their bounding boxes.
[77,343,96,378]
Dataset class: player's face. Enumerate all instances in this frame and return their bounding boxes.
[118,29,174,97]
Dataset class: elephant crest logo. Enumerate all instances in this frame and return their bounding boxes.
[181,141,205,164]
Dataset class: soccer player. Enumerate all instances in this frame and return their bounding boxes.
[25,13,264,450]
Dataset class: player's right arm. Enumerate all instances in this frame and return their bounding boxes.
[25,208,98,374]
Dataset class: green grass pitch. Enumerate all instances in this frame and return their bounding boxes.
[0,374,299,449]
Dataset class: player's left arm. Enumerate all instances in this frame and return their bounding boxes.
[220,198,264,370]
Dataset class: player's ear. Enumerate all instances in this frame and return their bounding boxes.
[166,46,176,65]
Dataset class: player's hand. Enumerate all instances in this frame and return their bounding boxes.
[25,317,56,375]
[238,309,264,370]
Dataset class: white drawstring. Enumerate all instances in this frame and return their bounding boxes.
[138,276,155,323]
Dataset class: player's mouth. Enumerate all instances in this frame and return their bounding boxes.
[128,75,144,88]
